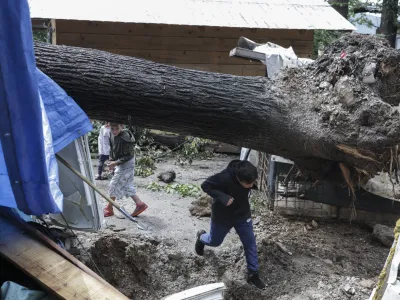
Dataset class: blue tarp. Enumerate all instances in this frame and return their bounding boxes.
[0,0,92,215]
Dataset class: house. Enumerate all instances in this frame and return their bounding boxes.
[30,0,354,76]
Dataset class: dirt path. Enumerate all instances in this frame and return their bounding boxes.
[77,155,388,300]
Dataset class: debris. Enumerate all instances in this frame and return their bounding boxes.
[253,216,261,226]
[362,62,377,84]
[334,76,355,108]
[323,259,334,266]
[319,81,331,90]
[305,224,313,231]
[275,242,293,256]
[343,285,355,296]
[189,194,212,217]
[311,220,319,229]
[158,170,176,183]
[359,279,375,289]
[112,227,126,232]
[372,224,394,247]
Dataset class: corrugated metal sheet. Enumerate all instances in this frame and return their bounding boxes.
[29,0,356,30]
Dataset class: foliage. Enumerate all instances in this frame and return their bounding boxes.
[135,156,156,177]
[176,136,214,166]
[313,0,385,58]
[87,120,103,153]
[146,182,202,197]
[249,191,267,214]
[313,30,343,58]
[33,30,48,42]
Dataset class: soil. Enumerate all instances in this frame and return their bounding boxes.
[281,34,400,181]
[75,154,389,300]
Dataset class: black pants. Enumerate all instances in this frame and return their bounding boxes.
[98,154,109,176]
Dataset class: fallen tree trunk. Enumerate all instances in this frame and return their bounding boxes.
[34,34,400,182]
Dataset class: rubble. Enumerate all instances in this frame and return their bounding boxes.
[373,224,394,247]
[158,170,176,183]
[189,194,212,217]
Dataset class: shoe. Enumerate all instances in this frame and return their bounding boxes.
[103,206,114,217]
[195,230,206,256]
[95,175,102,180]
[247,273,266,290]
[131,203,148,217]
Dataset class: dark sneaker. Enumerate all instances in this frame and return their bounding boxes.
[248,273,266,290]
[195,230,206,256]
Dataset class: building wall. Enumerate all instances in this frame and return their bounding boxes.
[53,20,314,76]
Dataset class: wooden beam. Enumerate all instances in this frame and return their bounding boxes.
[51,19,57,45]
[0,218,128,300]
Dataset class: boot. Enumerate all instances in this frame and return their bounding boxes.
[247,272,266,290]
[195,230,206,256]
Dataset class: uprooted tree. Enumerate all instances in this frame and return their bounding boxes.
[34,34,400,185]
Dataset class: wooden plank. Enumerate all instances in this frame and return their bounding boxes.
[55,20,314,41]
[17,219,112,290]
[242,64,266,76]
[57,33,312,55]
[0,219,128,300]
[51,19,57,45]
[57,33,239,51]
[229,47,266,61]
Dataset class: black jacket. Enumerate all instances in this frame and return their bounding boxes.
[201,160,255,225]
[109,129,135,165]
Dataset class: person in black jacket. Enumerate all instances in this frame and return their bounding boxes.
[195,160,266,289]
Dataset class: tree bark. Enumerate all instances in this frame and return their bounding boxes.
[379,0,399,47]
[34,34,400,182]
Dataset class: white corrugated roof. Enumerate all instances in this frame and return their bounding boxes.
[29,0,356,30]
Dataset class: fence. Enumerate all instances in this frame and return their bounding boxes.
[256,152,337,218]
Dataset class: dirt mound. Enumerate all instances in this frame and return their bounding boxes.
[189,194,212,217]
[89,212,387,300]
[282,33,400,181]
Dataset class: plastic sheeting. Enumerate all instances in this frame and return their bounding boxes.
[253,42,313,79]
[0,0,92,215]
[1,282,55,300]
[37,69,92,154]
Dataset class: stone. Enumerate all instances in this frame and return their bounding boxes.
[158,170,176,183]
[112,227,126,232]
[373,224,394,248]
[362,62,377,84]
[334,76,355,108]
[343,285,356,295]
[253,216,261,226]
[323,259,334,266]
[317,281,325,289]
[189,194,212,217]
[311,220,318,228]
[359,279,375,289]
[319,81,331,89]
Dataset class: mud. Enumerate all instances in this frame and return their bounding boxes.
[77,155,389,300]
[87,212,387,300]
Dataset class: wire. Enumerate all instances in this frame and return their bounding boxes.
[60,213,105,279]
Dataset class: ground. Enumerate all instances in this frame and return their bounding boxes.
[76,154,389,300]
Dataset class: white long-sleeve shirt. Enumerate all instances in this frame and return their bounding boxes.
[98,125,111,155]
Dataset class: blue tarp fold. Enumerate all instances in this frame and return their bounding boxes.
[0,0,92,215]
